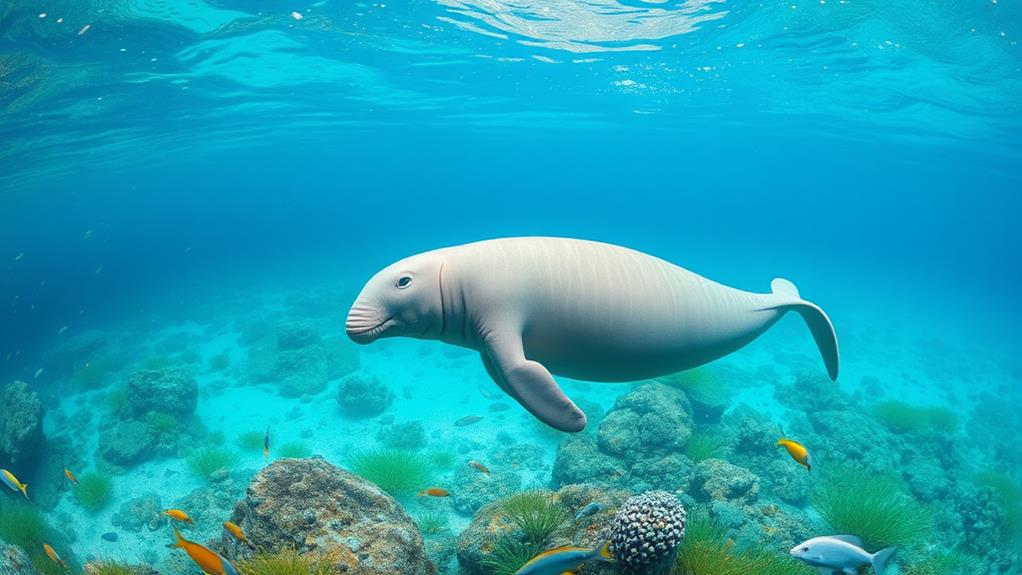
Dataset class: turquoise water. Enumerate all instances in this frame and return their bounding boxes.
[1,2,1020,575]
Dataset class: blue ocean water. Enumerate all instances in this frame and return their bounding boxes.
[1,2,1020,575]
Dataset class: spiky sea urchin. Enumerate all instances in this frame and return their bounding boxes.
[610,491,687,573]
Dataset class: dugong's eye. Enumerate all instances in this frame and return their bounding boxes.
[801,547,809,553]
[397,276,413,289]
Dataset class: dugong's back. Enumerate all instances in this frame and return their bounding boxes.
[447,237,781,381]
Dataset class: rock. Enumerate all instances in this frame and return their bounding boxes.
[552,435,627,487]
[759,460,811,505]
[126,367,197,417]
[597,383,692,460]
[807,410,899,473]
[450,462,520,517]
[337,375,393,418]
[111,493,166,532]
[690,459,760,504]
[276,320,321,351]
[627,454,693,493]
[774,372,852,413]
[456,484,632,575]
[228,457,434,574]
[101,532,119,542]
[98,420,156,468]
[0,381,44,465]
[276,346,329,397]
[377,421,427,450]
[903,459,950,502]
[1,543,40,575]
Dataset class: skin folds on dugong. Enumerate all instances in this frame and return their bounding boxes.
[345,237,839,432]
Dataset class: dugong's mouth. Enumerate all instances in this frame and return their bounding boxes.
[345,307,395,344]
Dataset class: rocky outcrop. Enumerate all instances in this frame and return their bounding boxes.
[337,375,393,418]
[98,420,156,469]
[553,383,693,493]
[690,459,760,504]
[111,493,166,532]
[227,457,434,575]
[247,321,360,398]
[126,367,197,417]
[0,381,44,465]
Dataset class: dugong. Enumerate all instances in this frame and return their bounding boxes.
[346,237,838,432]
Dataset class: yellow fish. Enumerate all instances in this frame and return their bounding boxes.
[1,469,29,499]
[777,438,812,472]
[43,543,68,569]
[514,542,613,574]
[171,528,240,575]
[223,521,256,550]
[64,467,80,485]
[163,509,195,524]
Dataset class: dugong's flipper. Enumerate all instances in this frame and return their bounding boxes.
[482,333,588,432]
[769,278,840,380]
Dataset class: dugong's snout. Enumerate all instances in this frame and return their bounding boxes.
[345,303,395,344]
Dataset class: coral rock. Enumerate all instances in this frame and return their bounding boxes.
[690,459,760,504]
[111,492,166,532]
[126,367,198,417]
[229,457,434,575]
[337,375,393,417]
[596,383,692,460]
[98,420,156,468]
[0,381,44,465]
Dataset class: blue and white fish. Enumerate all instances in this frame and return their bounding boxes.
[514,542,612,575]
[574,501,604,520]
[790,535,894,575]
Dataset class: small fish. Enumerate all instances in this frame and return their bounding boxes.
[291,11,303,20]
[790,535,894,575]
[77,24,90,35]
[514,542,613,575]
[15,252,24,261]
[574,501,604,520]
[264,426,271,461]
[34,368,43,379]
[223,521,256,550]
[58,326,68,335]
[42,544,68,570]
[163,509,195,524]
[418,487,450,498]
[468,460,490,475]
[1,469,29,499]
[83,229,94,239]
[478,385,498,400]
[64,468,79,485]
[455,415,482,427]
[172,528,240,575]
[777,438,812,472]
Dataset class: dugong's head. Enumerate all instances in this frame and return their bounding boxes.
[346,252,445,344]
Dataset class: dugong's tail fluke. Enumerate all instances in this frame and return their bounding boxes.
[770,278,840,380]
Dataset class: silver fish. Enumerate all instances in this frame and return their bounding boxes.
[790,535,894,575]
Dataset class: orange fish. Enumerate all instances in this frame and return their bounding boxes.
[419,487,450,498]
[43,543,68,570]
[64,468,79,485]
[164,509,195,524]
[777,438,812,472]
[468,460,490,475]
[223,521,256,550]
[171,528,240,575]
